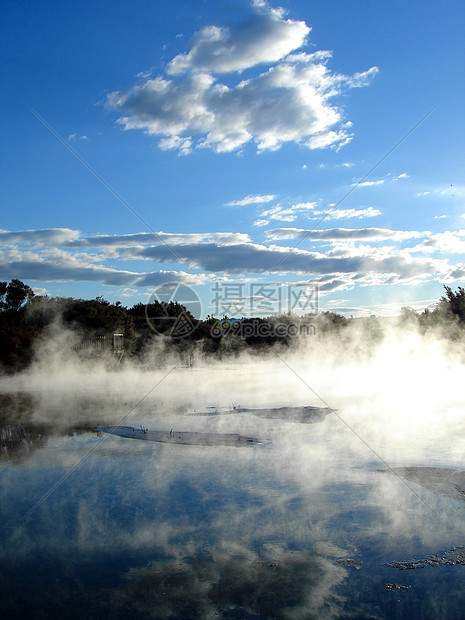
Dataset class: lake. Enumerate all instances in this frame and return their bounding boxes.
[1,356,464,619]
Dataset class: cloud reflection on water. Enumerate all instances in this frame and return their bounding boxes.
[119,548,346,619]
[1,329,465,616]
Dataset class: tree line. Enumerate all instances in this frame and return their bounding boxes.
[0,279,464,372]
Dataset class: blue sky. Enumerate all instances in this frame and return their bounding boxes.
[1,0,464,317]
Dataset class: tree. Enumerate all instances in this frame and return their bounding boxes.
[0,279,35,311]
[398,306,419,327]
[315,311,349,333]
[0,282,7,308]
[0,280,38,369]
[439,286,465,323]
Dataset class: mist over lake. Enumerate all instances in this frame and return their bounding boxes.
[1,326,464,619]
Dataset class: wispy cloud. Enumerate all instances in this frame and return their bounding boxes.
[266,227,423,242]
[69,231,252,248]
[255,202,317,224]
[352,179,385,188]
[67,133,88,141]
[252,201,380,226]
[252,219,269,228]
[313,206,381,220]
[417,185,463,199]
[226,194,276,207]
[351,172,408,188]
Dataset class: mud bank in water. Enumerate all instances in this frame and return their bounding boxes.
[96,425,269,446]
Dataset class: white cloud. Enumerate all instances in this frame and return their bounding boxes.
[127,240,448,284]
[106,4,378,154]
[167,3,310,75]
[413,230,465,255]
[352,179,385,188]
[159,135,193,155]
[259,202,317,222]
[136,69,153,80]
[328,242,398,260]
[350,173,408,188]
[417,186,463,199]
[0,244,208,288]
[0,228,81,246]
[226,194,276,206]
[31,286,49,296]
[67,133,88,141]
[266,227,423,242]
[260,207,295,222]
[71,231,252,248]
[314,206,381,220]
[252,202,381,226]
[306,129,352,151]
[0,229,253,249]
[1,226,461,292]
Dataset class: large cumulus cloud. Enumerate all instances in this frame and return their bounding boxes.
[106,2,378,154]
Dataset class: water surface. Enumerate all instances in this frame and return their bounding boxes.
[1,365,465,619]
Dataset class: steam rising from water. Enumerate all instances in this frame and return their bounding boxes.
[1,320,463,468]
[1,321,465,617]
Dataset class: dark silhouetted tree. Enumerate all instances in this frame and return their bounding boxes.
[0,279,35,311]
[439,286,465,323]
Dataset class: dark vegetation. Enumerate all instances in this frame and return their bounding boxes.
[398,286,465,337]
[0,279,464,372]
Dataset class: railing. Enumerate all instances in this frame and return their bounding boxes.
[73,333,124,360]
